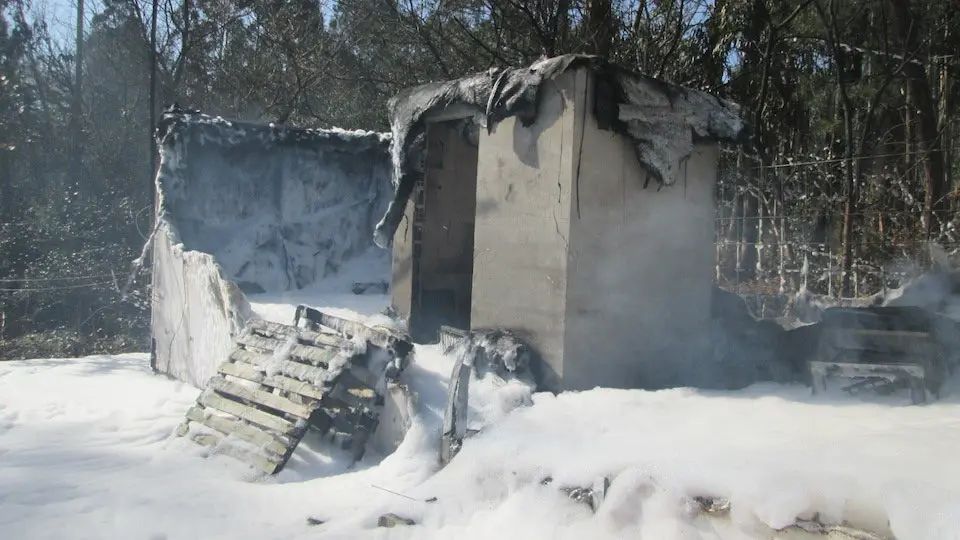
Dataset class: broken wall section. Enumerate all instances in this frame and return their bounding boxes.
[151,112,393,387]
[156,113,392,292]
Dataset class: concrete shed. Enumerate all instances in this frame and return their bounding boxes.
[375,55,745,392]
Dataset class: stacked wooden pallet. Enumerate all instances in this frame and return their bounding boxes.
[176,310,410,474]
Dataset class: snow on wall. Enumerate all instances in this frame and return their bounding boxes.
[151,221,252,386]
[150,110,392,387]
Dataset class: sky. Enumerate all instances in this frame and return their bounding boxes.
[32,0,107,45]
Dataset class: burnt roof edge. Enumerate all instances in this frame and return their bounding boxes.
[380,54,746,249]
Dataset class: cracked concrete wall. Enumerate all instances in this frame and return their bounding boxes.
[151,220,253,387]
[470,73,579,392]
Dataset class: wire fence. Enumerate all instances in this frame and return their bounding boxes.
[714,148,959,319]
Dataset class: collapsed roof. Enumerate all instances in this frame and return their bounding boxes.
[373,54,747,249]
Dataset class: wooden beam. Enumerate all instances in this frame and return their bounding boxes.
[189,431,282,475]
[184,405,291,456]
[208,376,316,419]
[218,361,327,401]
[247,318,351,348]
[229,349,334,383]
[197,389,300,436]
[342,364,380,390]
[236,334,347,366]
[326,383,377,411]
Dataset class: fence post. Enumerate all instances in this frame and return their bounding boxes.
[828,249,834,298]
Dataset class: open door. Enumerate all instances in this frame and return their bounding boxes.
[391,119,479,342]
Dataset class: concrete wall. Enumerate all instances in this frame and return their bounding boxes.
[471,68,719,392]
[167,134,391,292]
[470,72,582,391]
[151,117,392,387]
[151,221,253,387]
[563,74,717,391]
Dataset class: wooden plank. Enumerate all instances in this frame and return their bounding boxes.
[184,405,291,456]
[208,376,316,419]
[197,389,300,436]
[246,319,351,348]
[229,349,334,384]
[217,360,268,383]
[300,306,408,350]
[189,431,282,475]
[218,361,327,401]
[339,366,378,390]
[236,333,347,366]
[809,361,925,379]
[843,329,930,339]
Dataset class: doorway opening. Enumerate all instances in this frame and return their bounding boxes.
[393,119,479,342]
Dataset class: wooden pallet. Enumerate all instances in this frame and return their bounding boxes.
[176,314,397,474]
[809,306,948,405]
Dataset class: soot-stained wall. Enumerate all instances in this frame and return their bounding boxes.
[150,112,392,387]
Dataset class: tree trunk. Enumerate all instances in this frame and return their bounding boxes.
[904,82,914,191]
[73,0,84,193]
[815,0,856,297]
[584,0,614,56]
[551,0,570,56]
[739,191,759,283]
[889,0,947,237]
[150,0,159,179]
[940,56,952,205]
[0,149,11,220]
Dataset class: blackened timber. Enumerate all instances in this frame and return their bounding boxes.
[325,383,377,412]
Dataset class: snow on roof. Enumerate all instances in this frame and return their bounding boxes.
[374,54,746,248]
[155,108,392,153]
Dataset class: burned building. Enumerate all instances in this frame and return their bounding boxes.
[149,111,392,387]
[376,55,746,392]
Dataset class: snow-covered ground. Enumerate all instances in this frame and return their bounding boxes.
[3,249,960,539]
[4,352,960,539]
